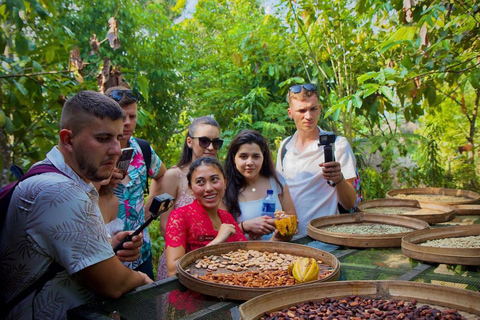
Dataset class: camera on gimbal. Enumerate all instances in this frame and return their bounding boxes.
[319,132,336,162]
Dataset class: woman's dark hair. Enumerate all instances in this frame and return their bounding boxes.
[224,129,283,219]
[177,116,221,167]
[187,157,226,187]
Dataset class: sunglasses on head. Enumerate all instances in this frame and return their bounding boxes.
[192,136,224,150]
[289,83,317,93]
[108,90,139,102]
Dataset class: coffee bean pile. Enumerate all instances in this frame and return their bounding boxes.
[260,295,474,320]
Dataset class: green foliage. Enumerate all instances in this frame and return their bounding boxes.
[148,219,164,279]
[1,0,479,228]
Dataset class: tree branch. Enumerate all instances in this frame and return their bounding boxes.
[400,57,480,84]
[0,69,73,79]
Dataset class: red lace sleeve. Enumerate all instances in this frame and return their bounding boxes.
[165,207,188,249]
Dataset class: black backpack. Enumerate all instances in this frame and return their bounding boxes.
[136,138,152,195]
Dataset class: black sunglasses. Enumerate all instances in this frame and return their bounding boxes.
[108,90,139,102]
[192,136,224,150]
[289,83,317,93]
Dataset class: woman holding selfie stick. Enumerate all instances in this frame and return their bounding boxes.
[151,116,223,279]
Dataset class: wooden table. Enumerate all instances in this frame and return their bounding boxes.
[68,214,480,320]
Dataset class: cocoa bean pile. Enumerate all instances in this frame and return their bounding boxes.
[260,295,473,320]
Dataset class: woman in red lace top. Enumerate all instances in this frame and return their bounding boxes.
[165,157,247,276]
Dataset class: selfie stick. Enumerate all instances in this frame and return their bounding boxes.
[113,193,175,253]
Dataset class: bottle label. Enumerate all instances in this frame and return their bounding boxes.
[262,203,276,218]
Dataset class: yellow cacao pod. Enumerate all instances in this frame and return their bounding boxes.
[292,257,319,283]
[274,214,297,237]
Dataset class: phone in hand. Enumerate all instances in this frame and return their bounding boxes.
[116,147,134,179]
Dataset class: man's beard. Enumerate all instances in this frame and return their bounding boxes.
[75,149,112,182]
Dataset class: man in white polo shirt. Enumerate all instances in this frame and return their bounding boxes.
[276,83,357,235]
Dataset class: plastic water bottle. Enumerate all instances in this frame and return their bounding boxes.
[261,189,276,218]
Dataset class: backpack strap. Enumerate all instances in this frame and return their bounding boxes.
[279,136,293,173]
[136,138,151,194]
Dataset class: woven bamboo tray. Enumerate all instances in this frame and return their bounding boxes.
[402,225,480,266]
[358,199,455,224]
[176,241,340,301]
[239,280,480,320]
[386,187,480,205]
[307,213,429,248]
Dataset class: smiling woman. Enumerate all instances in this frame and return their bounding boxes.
[164,157,247,277]
[224,130,297,241]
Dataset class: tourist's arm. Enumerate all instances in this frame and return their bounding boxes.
[77,257,152,299]
[320,161,356,210]
[241,216,276,237]
[166,245,186,277]
[278,184,296,217]
[206,223,237,246]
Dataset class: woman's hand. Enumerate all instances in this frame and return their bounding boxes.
[207,223,236,246]
[269,229,295,242]
[242,216,276,237]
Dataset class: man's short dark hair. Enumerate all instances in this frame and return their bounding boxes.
[60,90,125,133]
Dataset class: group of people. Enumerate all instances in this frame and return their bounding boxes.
[0,83,358,319]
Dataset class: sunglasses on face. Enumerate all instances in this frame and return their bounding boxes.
[192,136,224,150]
[108,90,139,102]
[289,83,317,93]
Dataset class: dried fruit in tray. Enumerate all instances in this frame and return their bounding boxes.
[419,235,480,248]
[323,223,414,234]
[393,194,469,202]
[260,295,472,320]
[186,249,334,287]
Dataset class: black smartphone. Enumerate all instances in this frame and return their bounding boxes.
[116,147,134,179]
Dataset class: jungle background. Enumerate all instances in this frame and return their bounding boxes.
[1,0,479,271]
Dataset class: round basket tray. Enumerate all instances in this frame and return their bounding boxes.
[386,187,480,205]
[451,204,480,215]
[358,199,455,224]
[402,225,480,266]
[176,241,340,301]
[238,280,480,320]
[307,213,430,248]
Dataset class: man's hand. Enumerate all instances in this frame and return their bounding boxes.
[319,161,344,185]
[109,168,123,188]
[137,271,154,285]
[113,231,143,262]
